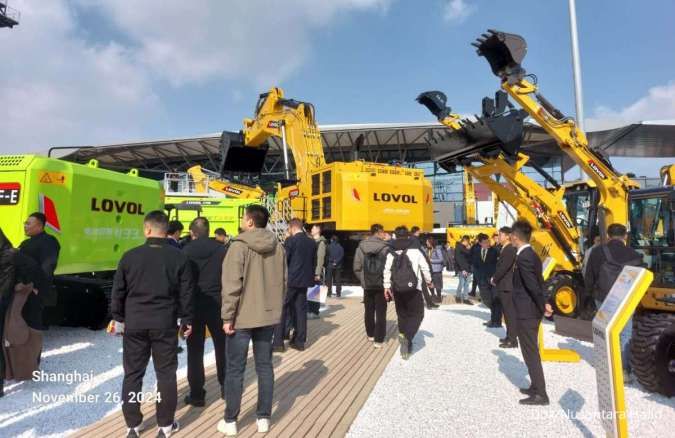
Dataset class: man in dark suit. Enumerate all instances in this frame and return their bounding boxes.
[584,223,643,381]
[473,234,498,314]
[273,218,316,352]
[491,226,518,347]
[511,220,553,406]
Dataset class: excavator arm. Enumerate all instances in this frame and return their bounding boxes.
[221,87,325,185]
[472,30,637,231]
[187,165,265,199]
[418,90,581,269]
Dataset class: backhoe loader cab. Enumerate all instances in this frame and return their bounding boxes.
[473,30,527,83]
[472,28,674,396]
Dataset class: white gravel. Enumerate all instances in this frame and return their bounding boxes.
[0,327,215,437]
[348,275,675,438]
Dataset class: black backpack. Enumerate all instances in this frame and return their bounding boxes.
[363,247,387,289]
[390,249,418,293]
[596,244,643,301]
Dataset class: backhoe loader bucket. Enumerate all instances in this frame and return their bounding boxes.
[472,29,527,81]
[218,130,268,175]
[416,91,452,121]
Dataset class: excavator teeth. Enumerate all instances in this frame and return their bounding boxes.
[473,29,527,79]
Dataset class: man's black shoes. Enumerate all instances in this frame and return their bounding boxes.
[272,345,286,353]
[499,340,518,349]
[462,299,474,305]
[486,322,502,328]
[184,394,205,407]
[519,386,536,395]
[519,394,549,405]
[290,343,305,351]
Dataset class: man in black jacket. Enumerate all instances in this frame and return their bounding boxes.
[491,226,518,347]
[584,223,643,380]
[273,218,316,352]
[454,236,473,305]
[326,235,344,298]
[473,233,499,314]
[511,220,553,406]
[19,212,60,308]
[183,217,228,407]
[111,211,195,438]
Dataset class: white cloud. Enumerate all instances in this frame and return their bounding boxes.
[0,0,390,154]
[442,0,475,24]
[586,81,675,131]
[80,0,391,86]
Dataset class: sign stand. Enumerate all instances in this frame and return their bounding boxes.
[539,257,581,362]
[593,266,653,438]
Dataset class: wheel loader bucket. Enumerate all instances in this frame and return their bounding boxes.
[416,91,452,121]
[472,29,527,80]
[218,130,268,175]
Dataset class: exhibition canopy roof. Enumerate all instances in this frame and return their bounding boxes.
[60,121,675,175]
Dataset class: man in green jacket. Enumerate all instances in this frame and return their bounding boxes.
[218,205,286,436]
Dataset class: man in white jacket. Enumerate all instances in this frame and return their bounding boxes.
[383,226,432,359]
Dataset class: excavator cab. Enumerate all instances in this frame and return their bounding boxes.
[473,29,527,82]
[218,130,268,175]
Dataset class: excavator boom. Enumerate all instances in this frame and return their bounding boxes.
[473,29,637,231]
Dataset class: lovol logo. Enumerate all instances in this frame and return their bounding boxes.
[558,211,574,229]
[373,192,418,203]
[588,160,608,179]
[224,186,243,196]
[91,198,146,215]
[267,120,281,129]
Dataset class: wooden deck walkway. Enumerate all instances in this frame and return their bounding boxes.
[74,297,400,437]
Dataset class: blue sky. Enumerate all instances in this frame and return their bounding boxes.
[1,0,674,177]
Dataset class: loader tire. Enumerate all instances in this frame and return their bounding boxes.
[630,311,675,397]
[545,274,581,318]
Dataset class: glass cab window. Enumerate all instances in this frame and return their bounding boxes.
[630,193,675,287]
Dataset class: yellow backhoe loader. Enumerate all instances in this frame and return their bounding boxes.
[473,29,674,396]
[418,90,584,317]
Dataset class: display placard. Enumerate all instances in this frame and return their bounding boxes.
[593,265,653,438]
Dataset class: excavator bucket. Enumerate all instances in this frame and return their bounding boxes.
[416,91,452,121]
[472,29,527,80]
[481,91,527,157]
[218,130,268,175]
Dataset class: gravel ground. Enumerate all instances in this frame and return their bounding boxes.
[0,327,215,437]
[348,275,675,438]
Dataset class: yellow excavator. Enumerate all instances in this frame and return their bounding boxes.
[216,87,433,272]
[473,29,674,396]
[418,91,583,317]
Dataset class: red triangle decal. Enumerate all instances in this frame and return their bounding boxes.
[39,193,61,233]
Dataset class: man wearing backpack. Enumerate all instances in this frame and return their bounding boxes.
[584,223,643,381]
[353,224,390,348]
[383,226,432,360]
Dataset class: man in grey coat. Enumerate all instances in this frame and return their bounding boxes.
[353,224,390,347]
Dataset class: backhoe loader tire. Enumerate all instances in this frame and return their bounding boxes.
[545,274,581,318]
[630,311,675,397]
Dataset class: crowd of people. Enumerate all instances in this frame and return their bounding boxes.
[0,205,646,436]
